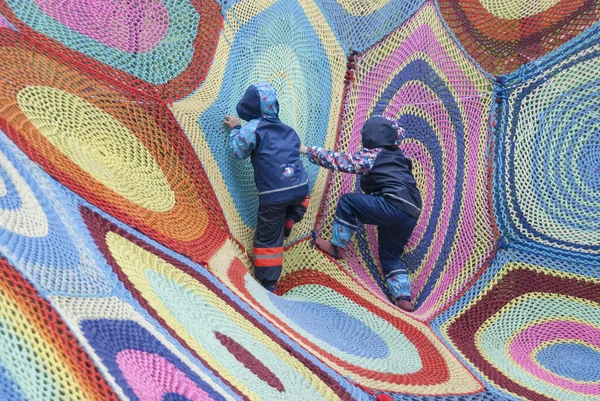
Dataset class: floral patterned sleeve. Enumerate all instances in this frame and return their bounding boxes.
[304,146,382,175]
[229,119,259,159]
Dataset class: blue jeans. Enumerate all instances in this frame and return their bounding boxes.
[332,193,417,300]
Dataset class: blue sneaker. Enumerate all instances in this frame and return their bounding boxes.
[385,273,413,311]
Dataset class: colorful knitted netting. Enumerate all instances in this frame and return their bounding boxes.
[0,1,598,400]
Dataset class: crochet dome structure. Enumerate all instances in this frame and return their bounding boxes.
[0,1,598,400]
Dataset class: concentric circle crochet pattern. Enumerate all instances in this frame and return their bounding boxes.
[0,1,598,400]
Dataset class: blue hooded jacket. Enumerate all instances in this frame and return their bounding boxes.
[229,82,309,204]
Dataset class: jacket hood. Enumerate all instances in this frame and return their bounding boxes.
[236,82,279,121]
[361,116,403,149]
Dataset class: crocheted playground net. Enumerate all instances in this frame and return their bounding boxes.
[0,1,598,400]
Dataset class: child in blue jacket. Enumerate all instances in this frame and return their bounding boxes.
[224,82,310,292]
[301,116,421,311]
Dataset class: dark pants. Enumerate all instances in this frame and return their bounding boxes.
[254,195,309,288]
[333,193,417,300]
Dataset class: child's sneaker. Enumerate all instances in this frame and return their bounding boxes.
[263,285,276,293]
[386,273,413,312]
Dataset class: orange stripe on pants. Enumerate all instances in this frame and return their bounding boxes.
[255,256,283,267]
[254,247,284,255]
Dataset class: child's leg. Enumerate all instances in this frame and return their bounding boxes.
[315,193,400,257]
[330,192,386,248]
[283,195,310,238]
[311,193,361,257]
[254,203,287,291]
[378,213,417,305]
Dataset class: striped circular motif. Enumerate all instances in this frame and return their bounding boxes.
[215,241,484,395]
[0,0,222,101]
[82,208,355,401]
[80,319,227,401]
[0,259,119,401]
[479,295,600,399]
[0,2,597,401]
[312,0,425,51]
[267,287,390,359]
[16,86,176,213]
[263,284,422,373]
[499,50,600,253]
[0,131,112,295]
[49,295,235,401]
[34,0,169,53]
[322,4,494,317]
[446,263,600,401]
[437,0,600,74]
[0,31,228,264]
[535,342,600,383]
[116,350,215,400]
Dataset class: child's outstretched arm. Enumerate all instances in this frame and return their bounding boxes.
[300,145,381,175]
[224,116,257,159]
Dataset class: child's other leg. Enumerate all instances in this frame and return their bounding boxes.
[254,203,287,291]
[312,193,362,258]
[315,193,391,257]
[378,214,417,310]
[283,195,310,239]
[330,193,361,249]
